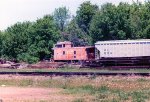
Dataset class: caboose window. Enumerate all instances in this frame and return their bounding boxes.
[63,51,65,55]
[74,51,76,54]
[63,44,65,47]
[56,44,62,48]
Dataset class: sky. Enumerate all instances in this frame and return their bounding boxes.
[0,0,144,31]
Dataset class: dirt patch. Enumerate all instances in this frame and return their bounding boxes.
[0,87,74,102]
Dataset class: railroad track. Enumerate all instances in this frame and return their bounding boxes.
[0,72,149,76]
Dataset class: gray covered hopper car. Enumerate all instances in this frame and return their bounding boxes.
[95,39,150,59]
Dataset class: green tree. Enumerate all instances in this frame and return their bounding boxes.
[76,1,98,34]
[0,31,4,57]
[90,2,135,43]
[133,1,150,39]
[3,22,32,60]
[26,15,60,61]
[53,7,70,31]
[129,2,143,38]
[66,18,89,46]
[1,15,60,63]
[90,3,117,43]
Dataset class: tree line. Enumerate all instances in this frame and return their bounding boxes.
[0,1,150,63]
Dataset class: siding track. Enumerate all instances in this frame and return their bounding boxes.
[0,71,149,76]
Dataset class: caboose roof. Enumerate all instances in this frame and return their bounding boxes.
[56,41,72,45]
[95,39,150,44]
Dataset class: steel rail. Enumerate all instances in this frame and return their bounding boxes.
[0,72,149,76]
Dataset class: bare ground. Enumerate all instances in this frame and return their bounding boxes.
[0,87,75,102]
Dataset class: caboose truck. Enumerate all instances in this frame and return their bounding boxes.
[53,40,150,69]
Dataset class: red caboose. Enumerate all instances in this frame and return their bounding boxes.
[53,41,95,61]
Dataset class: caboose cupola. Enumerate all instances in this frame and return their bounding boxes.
[54,41,73,48]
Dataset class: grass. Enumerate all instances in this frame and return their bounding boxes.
[61,76,150,102]
[0,75,150,102]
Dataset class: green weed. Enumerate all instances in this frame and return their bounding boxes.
[131,91,149,102]
[73,98,84,102]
